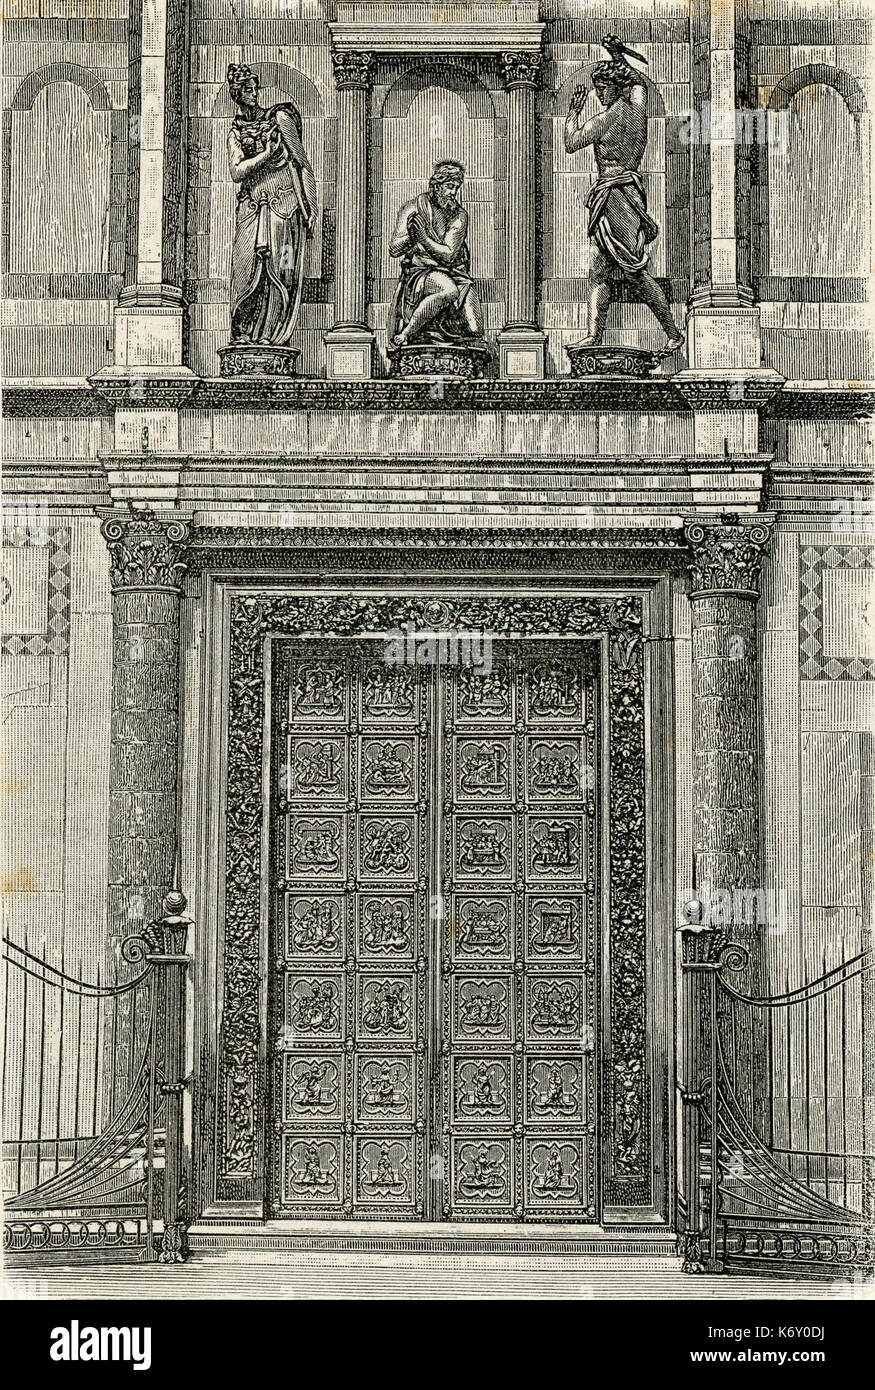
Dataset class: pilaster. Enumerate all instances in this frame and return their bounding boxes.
[98,0,193,381]
[324,49,376,381]
[498,49,546,381]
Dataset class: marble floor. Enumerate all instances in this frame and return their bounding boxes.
[3,1254,871,1300]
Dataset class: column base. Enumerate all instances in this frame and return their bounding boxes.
[685,302,762,371]
[323,326,376,381]
[498,326,546,381]
[111,284,187,370]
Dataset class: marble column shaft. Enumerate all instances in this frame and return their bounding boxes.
[102,516,190,940]
[685,519,773,982]
[501,51,541,329]
[331,50,373,330]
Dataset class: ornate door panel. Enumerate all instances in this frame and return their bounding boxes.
[269,634,599,1222]
[271,640,431,1218]
[439,642,598,1222]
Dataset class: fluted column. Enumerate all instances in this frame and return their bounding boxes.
[498,50,545,380]
[324,49,376,380]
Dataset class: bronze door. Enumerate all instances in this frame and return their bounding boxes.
[271,640,432,1219]
[438,642,597,1221]
[270,637,598,1222]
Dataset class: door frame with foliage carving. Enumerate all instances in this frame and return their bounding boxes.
[180,530,682,1237]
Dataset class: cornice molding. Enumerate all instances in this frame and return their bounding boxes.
[88,376,688,412]
[4,379,870,422]
[330,2,543,55]
[763,382,875,420]
[672,369,785,411]
[101,452,771,474]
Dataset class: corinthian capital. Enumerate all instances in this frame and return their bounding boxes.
[500,50,542,89]
[101,513,191,592]
[331,49,374,91]
[683,517,774,599]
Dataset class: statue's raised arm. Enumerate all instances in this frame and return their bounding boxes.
[601,33,649,96]
[562,35,683,355]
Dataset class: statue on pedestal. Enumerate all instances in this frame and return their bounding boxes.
[219,64,318,377]
[386,161,491,379]
[564,36,683,377]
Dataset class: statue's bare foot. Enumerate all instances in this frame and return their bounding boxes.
[577,335,603,347]
[661,334,684,355]
[391,333,408,349]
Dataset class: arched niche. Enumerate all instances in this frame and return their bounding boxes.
[371,62,501,347]
[760,66,869,286]
[6,67,113,275]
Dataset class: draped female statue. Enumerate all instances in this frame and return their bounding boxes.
[222,65,318,372]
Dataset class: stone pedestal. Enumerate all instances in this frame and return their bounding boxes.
[498,327,546,381]
[387,342,493,380]
[217,345,300,378]
[686,303,762,372]
[566,344,662,378]
[109,284,188,372]
[324,326,375,381]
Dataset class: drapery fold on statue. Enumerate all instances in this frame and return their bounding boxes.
[387,193,475,346]
[586,171,659,275]
[228,105,312,347]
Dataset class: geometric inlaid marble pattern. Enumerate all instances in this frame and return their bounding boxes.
[0,526,72,656]
[799,544,874,681]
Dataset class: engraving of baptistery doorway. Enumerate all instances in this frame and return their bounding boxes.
[268,629,601,1222]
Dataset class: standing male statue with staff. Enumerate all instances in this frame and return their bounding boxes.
[565,35,683,354]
